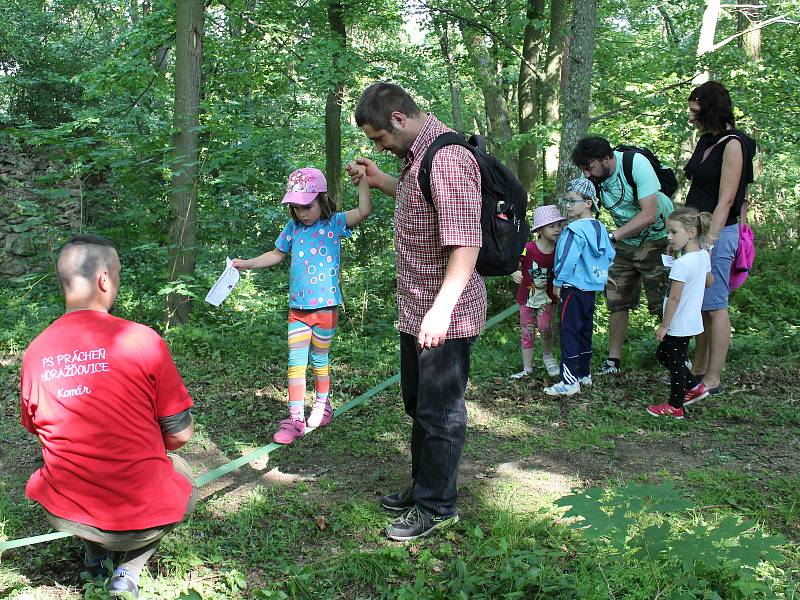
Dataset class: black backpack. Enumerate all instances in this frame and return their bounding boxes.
[418,132,529,277]
[614,144,678,200]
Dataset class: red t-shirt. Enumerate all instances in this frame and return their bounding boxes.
[20,310,194,531]
[516,241,556,305]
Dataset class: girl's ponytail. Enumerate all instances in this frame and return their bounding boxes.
[667,207,713,240]
[696,211,713,239]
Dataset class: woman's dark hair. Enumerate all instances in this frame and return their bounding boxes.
[571,136,614,168]
[688,81,735,133]
[288,192,336,224]
[355,82,421,131]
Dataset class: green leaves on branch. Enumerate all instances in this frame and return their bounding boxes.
[555,481,788,598]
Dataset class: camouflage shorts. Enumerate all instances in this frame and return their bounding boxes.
[605,237,669,317]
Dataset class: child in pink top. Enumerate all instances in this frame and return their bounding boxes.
[509,205,566,379]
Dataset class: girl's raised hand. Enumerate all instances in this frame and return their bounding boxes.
[345,160,365,184]
[231,258,249,270]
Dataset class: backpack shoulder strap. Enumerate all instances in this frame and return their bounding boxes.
[621,150,638,202]
[418,132,474,206]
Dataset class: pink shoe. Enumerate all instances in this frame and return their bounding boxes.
[646,403,685,419]
[273,418,305,444]
[307,400,333,429]
[684,383,709,406]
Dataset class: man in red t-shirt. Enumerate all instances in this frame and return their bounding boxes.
[20,235,196,598]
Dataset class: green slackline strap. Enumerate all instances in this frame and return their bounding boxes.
[0,303,518,553]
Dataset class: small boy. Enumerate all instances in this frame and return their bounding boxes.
[545,178,616,396]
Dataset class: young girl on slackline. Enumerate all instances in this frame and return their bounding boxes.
[509,204,566,380]
[233,165,372,444]
[647,207,713,419]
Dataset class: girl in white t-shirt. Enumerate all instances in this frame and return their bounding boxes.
[647,208,713,419]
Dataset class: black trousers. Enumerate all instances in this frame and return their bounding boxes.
[399,332,475,517]
[656,334,691,408]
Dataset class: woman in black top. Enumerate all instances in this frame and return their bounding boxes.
[683,81,756,402]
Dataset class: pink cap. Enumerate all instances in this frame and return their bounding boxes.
[281,167,328,206]
[532,204,566,231]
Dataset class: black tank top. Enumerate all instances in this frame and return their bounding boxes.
[684,130,753,227]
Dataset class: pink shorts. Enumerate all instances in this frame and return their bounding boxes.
[519,304,554,349]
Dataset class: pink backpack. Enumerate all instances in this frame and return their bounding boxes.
[730,213,755,291]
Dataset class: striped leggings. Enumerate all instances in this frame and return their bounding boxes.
[287,308,339,410]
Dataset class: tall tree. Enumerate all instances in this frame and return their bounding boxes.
[325,0,347,208]
[461,25,517,173]
[518,0,568,198]
[554,0,597,193]
[541,0,568,180]
[433,16,463,133]
[517,0,545,196]
[167,0,205,326]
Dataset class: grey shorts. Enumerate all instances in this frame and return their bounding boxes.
[43,453,198,552]
[703,223,739,311]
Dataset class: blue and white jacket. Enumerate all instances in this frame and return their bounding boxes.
[553,218,615,292]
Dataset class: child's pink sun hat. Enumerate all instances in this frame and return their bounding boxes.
[532,204,566,231]
[282,167,327,205]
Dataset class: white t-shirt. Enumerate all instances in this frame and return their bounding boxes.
[664,249,712,337]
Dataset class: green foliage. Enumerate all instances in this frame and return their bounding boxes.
[556,482,788,598]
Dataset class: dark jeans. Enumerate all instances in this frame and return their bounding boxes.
[656,335,691,408]
[399,332,475,517]
[560,288,596,382]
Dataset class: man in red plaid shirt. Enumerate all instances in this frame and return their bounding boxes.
[348,82,486,541]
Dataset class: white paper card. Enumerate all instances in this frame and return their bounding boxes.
[661,254,675,268]
[205,257,240,307]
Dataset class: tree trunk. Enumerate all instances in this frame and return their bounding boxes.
[434,17,463,133]
[675,0,721,203]
[325,0,346,208]
[542,0,569,180]
[461,25,517,174]
[695,0,720,83]
[739,0,761,60]
[517,0,545,198]
[739,0,762,198]
[167,0,204,326]
[554,0,597,194]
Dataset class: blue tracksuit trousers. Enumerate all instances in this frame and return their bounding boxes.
[560,287,596,383]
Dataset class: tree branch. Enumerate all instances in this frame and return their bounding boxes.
[706,15,792,53]
[416,1,539,72]
[588,75,698,125]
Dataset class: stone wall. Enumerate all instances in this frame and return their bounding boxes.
[0,143,81,276]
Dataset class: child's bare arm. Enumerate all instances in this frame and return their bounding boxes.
[232,249,286,270]
[345,162,373,228]
[705,272,714,288]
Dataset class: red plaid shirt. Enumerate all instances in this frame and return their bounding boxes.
[395,114,487,338]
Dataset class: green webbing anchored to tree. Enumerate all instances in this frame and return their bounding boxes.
[0,304,518,553]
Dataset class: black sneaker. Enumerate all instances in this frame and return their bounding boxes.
[385,506,459,541]
[380,487,415,512]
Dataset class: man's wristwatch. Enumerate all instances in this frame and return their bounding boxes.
[608,232,616,243]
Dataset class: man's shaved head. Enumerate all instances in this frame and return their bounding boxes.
[57,235,119,292]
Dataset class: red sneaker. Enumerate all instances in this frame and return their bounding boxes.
[647,403,685,419]
[273,418,305,444]
[684,383,709,406]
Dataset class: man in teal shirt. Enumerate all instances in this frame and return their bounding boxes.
[571,136,674,375]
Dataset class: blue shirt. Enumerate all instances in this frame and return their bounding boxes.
[275,212,352,309]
